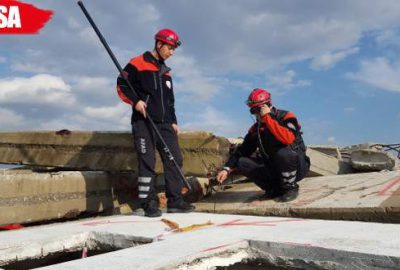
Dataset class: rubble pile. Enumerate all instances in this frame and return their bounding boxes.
[0,131,399,226]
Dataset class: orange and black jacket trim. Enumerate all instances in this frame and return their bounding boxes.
[225,108,306,168]
[116,51,177,124]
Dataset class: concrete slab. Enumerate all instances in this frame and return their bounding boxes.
[0,170,138,226]
[0,131,230,176]
[195,170,400,223]
[0,131,355,178]
[0,213,399,269]
[305,148,340,176]
[308,145,342,159]
[3,168,400,227]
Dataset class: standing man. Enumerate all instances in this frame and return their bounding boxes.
[116,29,194,217]
[216,88,310,202]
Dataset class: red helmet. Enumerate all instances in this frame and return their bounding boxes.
[155,28,181,48]
[246,88,271,108]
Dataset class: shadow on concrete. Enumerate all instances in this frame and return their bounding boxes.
[79,131,139,217]
[201,189,264,204]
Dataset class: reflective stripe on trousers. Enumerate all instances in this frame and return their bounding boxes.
[138,177,152,199]
[281,170,297,184]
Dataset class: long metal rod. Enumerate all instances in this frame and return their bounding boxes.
[77,1,191,190]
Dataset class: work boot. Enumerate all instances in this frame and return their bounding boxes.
[275,188,299,203]
[143,200,162,218]
[167,201,195,213]
[260,188,282,200]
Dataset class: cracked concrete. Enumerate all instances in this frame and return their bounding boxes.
[0,213,399,269]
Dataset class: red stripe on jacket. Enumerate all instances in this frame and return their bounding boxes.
[262,114,295,145]
[130,55,158,72]
[116,85,134,105]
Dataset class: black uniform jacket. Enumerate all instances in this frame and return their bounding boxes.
[225,108,306,168]
[116,51,177,124]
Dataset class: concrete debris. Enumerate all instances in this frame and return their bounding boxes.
[350,149,396,171]
[0,131,399,227]
[339,143,399,172]
[340,143,383,161]
[2,166,399,226]
[1,131,398,177]
[0,170,138,226]
[309,143,400,173]
[306,148,341,176]
[0,131,230,176]
[0,131,400,269]
[308,144,342,159]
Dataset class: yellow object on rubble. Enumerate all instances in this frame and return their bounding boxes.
[161,218,213,232]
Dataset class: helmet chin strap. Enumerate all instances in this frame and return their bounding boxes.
[155,42,166,61]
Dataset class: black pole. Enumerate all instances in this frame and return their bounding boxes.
[77,1,191,191]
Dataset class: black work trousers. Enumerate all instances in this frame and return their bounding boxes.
[132,119,184,206]
[237,145,310,192]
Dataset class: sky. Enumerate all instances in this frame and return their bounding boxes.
[0,0,400,147]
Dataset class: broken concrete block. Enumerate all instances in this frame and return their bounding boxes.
[0,131,230,176]
[308,145,342,159]
[340,143,383,161]
[306,148,340,176]
[0,170,138,226]
[350,149,396,171]
[308,145,355,174]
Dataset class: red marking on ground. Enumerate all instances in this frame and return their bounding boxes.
[218,218,305,227]
[0,224,23,230]
[201,240,247,253]
[81,220,159,226]
[378,177,400,196]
